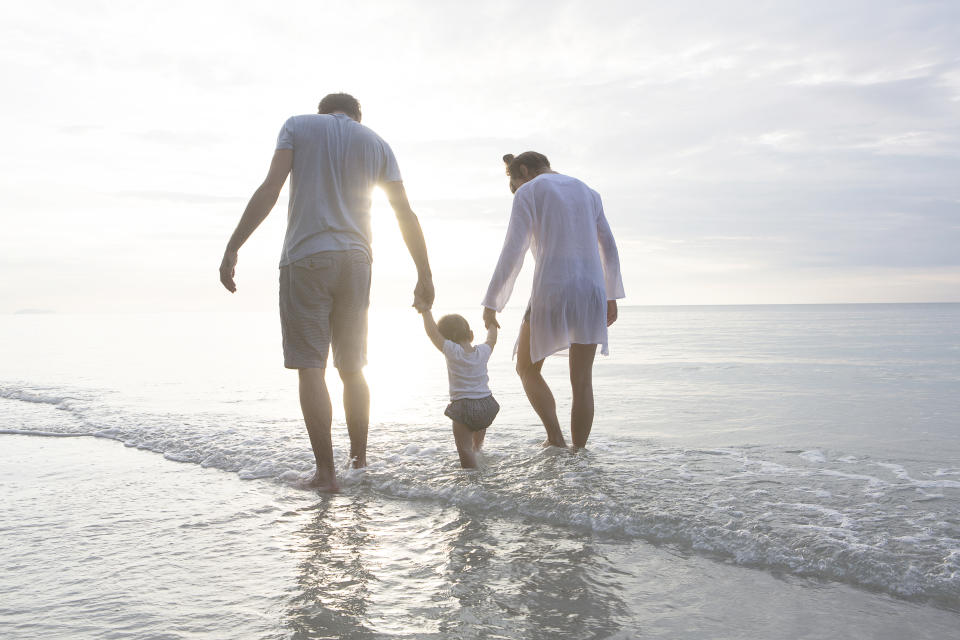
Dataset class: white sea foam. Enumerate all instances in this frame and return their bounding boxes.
[875,462,960,489]
[0,428,86,438]
[799,449,826,463]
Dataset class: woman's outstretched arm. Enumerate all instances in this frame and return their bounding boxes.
[481,191,534,313]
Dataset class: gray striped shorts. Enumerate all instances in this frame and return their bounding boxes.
[279,250,371,370]
[444,395,500,432]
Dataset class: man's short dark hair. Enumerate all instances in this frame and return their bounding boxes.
[318,93,362,121]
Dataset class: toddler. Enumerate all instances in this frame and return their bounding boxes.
[420,309,499,468]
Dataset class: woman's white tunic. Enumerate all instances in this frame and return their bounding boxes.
[482,173,625,362]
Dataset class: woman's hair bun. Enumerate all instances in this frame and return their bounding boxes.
[502,154,515,164]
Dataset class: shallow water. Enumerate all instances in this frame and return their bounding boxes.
[2,304,959,637]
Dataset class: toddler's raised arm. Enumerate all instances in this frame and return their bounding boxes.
[420,309,445,351]
[484,323,498,350]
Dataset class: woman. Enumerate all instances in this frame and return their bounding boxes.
[482,151,625,449]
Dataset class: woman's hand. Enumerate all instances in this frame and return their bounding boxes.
[607,300,618,327]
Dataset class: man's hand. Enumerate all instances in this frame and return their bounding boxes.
[483,307,500,329]
[607,300,618,327]
[413,276,434,311]
[219,148,291,295]
[220,250,239,293]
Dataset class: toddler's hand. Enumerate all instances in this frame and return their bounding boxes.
[482,307,499,329]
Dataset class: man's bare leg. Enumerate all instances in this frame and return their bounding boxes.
[452,421,478,468]
[516,321,566,448]
[339,369,369,468]
[569,343,598,449]
[298,368,339,491]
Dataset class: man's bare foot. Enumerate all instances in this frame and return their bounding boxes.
[542,438,568,448]
[350,456,366,469]
[304,471,340,493]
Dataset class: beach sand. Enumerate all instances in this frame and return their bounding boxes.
[1,434,304,638]
[3,433,959,639]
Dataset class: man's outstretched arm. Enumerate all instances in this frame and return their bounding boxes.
[382,181,434,310]
[219,148,292,293]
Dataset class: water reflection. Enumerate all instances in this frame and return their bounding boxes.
[284,491,633,639]
[440,512,632,639]
[285,496,459,638]
[285,497,377,639]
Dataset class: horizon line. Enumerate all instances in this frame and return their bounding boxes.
[9,301,960,316]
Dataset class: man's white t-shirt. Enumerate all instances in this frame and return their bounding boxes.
[276,113,401,267]
[442,341,493,401]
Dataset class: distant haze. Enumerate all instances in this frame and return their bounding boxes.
[2,0,958,313]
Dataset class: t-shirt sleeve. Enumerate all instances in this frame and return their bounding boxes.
[441,340,458,359]
[379,139,402,183]
[276,117,295,150]
[477,343,493,363]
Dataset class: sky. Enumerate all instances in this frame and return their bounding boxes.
[2,0,959,314]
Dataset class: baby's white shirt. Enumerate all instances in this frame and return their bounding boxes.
[441,341,493,401]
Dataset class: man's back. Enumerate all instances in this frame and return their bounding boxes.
[276,113,401,266]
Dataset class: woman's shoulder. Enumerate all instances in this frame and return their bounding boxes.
[531,173,592,191]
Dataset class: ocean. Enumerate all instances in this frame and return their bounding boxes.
[1,304,959,638]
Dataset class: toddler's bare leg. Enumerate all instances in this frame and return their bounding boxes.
[452,421,478,468]
[472,428,486,451]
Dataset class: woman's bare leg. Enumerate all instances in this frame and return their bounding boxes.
[472,428,486,451]
[569,343,597,449]
[516,321,566,447]
[452,421,478,468]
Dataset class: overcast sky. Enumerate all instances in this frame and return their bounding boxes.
[2,0,958,313]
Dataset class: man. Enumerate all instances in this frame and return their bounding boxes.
[219,93,434,491]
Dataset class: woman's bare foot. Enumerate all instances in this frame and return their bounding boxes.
[542,437,568,448]
[350,455,366,469]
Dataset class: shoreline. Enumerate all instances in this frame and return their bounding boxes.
[3,432,960,639]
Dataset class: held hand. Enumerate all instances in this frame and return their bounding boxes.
[607,300,618,327]
[413,276,435,312]
[482,307,500,329]
[219,250,238,293]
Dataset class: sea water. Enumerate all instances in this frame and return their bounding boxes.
[1,304,959,638]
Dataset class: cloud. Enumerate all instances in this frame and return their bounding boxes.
[112,190,246,205]
[2,0,959,311]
